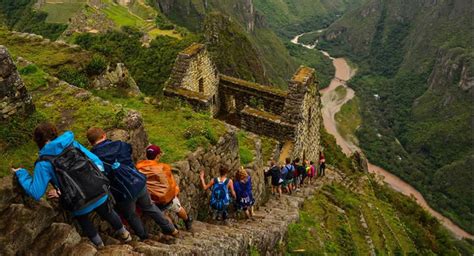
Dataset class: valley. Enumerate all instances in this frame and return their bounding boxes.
[291,32,474,240]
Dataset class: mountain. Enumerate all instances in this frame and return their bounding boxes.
[319,0,474,233]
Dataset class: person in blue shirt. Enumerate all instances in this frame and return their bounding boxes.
[233,167,255,220]
[12,122,131,247]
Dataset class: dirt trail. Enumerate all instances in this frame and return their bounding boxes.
[291,33,474,240]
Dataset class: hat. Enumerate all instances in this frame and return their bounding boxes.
[146,144,161,160]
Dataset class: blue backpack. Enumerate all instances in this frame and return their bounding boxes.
[210,178,230,211]
[92,140,146,202]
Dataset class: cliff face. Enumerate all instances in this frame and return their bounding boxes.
[154,0,298,87]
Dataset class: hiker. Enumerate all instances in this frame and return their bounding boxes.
[87,128,178,241]
[293,158,305,190]
[12,122,131,247]
[319,152,326,177]
[136,144,193,231]
[265,160,282,198]
[234,167,255,220]
[200,165,236,223]
[300,158,309,187]
[281,158,294,194]
[306,160,316,184]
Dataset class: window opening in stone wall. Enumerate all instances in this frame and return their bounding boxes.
[199,78,204,93]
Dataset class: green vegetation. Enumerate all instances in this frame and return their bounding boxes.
[285,42,334,88]
[320,0,474,233]
[101,1,149,29]
[288,174,473,255]
[0,28,91,74]
[92,90,225,164]
[39,2,86,24]
[73,27,200,95]
[237,131,256,165]
[320,127,352,172]
[335,96,361,145]
[253,0,366,38]
[0,0,67,40]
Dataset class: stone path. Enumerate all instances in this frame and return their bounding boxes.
[93,170,340,256]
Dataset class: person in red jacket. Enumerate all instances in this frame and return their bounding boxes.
[136,145,193,231]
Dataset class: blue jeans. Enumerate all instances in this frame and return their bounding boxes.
[115,188,175,239]
[75,199,123,241]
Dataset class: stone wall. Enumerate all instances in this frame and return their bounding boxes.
[169,126,268,220]
[164,43,220,115]
[240,106,295,141]
[283,67,322,162]
[0,46,35,121]
[219,75,287,115]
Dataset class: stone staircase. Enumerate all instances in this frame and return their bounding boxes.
[0,169,340,256]
[106,170,341,255]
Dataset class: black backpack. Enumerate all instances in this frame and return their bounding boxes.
[37,146,111,212]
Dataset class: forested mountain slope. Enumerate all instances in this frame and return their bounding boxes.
[319,0,474,233]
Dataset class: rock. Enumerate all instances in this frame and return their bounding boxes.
[28,223,82,256]
[107,110,149,162]
[97,244,141,256]
[92,63,141,97]
[0,46,35,121]
[66,241,98,256]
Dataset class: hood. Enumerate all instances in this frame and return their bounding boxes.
[39,131,75,156]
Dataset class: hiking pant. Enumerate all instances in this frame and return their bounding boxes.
[320,163,326,176]
[75,199,123,243]
[116,187,175,239]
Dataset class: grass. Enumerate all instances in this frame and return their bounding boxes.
[287,180,417,255]
[39,2,86,24]
[0,28,91,75]
[335,96,361,145]
[101,2,149,29]
[91,90,226,163]
[148,28,181,39]
[237,130,256,165]
[1,59,225,176]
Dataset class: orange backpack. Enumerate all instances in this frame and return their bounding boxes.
[136,160,179,205]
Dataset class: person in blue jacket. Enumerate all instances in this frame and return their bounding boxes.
[12,122,132,247]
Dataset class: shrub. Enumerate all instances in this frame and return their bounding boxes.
[85,55,108,76]
[57,66,89,88]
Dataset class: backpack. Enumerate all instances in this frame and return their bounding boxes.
[92,140,146,202]
[38,146,110,212]
[210,178,230,211]
[283,164,294,180]
[105,161,146,202]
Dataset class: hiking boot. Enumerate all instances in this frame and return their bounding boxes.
[184,216,193,231]
[96,242,105,249]
[117,230,132,243]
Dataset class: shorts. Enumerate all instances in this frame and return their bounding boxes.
[282,178,293,186]
[157,197,182,214]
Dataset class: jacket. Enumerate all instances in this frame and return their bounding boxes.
[15,131,107,216]
[136,160,179,205]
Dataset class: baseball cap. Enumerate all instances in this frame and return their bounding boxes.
[146,144,161,160]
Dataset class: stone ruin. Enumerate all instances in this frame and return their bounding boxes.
[0,45,35,121]
[164,43,322,162]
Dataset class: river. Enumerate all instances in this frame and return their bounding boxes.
[291,32,474,240]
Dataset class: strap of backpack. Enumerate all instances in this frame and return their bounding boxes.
[223,178,229,186]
